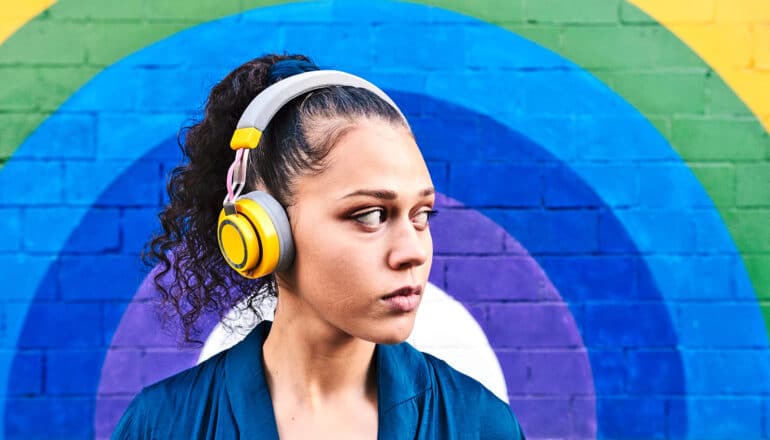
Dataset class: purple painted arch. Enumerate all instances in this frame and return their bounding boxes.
[96,193,594,438]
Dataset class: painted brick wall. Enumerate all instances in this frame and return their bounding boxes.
[1,0,769,439]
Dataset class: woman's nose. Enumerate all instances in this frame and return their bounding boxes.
[387,217,430,270]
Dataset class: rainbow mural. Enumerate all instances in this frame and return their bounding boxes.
[1,0,769,438]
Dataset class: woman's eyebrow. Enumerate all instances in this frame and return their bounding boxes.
[420,187,436,197]
[341,187,435,200]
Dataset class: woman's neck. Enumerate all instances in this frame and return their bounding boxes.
[261,292,378,410]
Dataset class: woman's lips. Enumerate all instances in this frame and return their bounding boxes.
[382,286,422,313]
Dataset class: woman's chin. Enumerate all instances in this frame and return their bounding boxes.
[364,316,417,345]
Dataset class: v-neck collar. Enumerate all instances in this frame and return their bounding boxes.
[223,320,432,439]
[223,320,279,438]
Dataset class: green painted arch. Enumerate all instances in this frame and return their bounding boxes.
[1,0,768,313]
[0,0,295,161]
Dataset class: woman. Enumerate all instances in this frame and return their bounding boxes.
[113,53,526,439]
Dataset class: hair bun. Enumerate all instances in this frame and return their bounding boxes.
[268,59,320,85]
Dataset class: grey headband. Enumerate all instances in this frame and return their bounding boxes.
[235,70,406,133]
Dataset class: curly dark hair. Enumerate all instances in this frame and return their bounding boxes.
[143,53,408,343]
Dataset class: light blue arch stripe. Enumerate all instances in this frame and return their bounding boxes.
[0,0,766,435]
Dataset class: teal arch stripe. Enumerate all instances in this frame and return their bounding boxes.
[0,1,766,437]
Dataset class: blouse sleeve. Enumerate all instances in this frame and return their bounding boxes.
[111,390,148,440]
[480,395,527,440]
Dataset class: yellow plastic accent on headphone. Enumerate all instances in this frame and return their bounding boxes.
[230,127,263,150]
[219,218,252,268]
[217,198,280,279]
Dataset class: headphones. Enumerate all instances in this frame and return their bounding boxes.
[217,70,406,278]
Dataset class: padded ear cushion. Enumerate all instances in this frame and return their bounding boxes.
[237,190,295,273]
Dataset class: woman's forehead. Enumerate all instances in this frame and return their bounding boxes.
[299,121,432,198]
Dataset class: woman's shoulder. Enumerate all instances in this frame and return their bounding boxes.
[384,342,505,403]
[111,349,230,439]
[409,346,527,439]
[143,348,228,405]
[420,350,497,399]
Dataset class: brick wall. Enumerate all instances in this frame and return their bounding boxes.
[1,0,768,439]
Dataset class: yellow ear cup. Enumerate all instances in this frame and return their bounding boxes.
[217,198,281,279]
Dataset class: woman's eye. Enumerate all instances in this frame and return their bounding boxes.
[413,209,439,227]
[353,209,387,227]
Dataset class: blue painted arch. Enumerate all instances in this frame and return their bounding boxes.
[4,92,684,436]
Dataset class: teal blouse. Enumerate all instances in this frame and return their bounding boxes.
[112,321,526,439]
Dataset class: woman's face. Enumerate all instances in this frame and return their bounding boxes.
[280,118,434,344]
